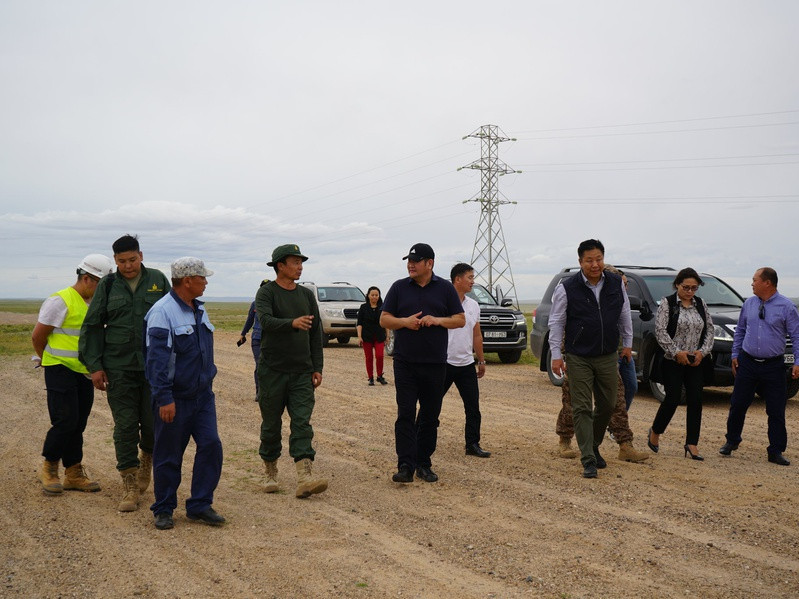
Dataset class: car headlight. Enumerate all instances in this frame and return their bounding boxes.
[714,324,734,341]
[323,308,344,318]
[514,314,527,324]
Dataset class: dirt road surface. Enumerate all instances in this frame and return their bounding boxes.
[3,328,799,598]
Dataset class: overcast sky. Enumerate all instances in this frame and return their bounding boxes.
[2,1,798,302]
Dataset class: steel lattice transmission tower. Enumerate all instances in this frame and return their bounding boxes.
[458,124,521,307]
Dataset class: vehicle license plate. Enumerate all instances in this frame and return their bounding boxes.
[786,354,795,364]
[484,331,506,339]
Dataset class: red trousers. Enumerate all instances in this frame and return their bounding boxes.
[362,341,385,379]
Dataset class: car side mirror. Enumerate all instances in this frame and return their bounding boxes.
[635,297,654,321]
[628,295,642,311]
[500,298,513,307]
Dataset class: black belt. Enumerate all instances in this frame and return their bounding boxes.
[741,350,783,364]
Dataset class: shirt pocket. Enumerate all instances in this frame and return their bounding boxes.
[172,325,195,354]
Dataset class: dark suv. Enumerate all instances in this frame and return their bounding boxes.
[530,266,798,401]
[385,283,528,363]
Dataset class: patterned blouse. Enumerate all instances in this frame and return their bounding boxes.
[655,295,714,360]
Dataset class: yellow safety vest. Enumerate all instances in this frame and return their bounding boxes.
[42,287,89,374]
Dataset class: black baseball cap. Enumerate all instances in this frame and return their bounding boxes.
[402,243,435,261]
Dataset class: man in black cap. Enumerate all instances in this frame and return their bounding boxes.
[255,244,327,498]
[380,243,465,483]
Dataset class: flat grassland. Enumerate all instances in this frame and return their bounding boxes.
[2,303,798,598]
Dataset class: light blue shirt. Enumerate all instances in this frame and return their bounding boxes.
[732,291,799,360]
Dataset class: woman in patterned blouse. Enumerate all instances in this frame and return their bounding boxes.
[647,267,715,460]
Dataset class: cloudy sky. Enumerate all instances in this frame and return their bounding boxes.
[2,1,798,302]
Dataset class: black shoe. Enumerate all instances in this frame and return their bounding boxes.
[465,443,491,458]
[647,427,659,453]
[376,375,388,385]
[719,442,739,456]
[582,464,598,479]
[684,444,704,461]
[392,464,414,483]
[593,446,607,469]
[187,507,226,526]
[154,512,174,530]
[768,452,790,466]
[415,466,439,483]
[368,378,375,386]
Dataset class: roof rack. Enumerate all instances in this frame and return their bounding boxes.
[613,266,676,271]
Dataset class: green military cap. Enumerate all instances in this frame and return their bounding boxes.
[267,244,308,266]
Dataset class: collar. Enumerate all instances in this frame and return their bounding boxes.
[580,271,604,286]
[169,288,204,312]
[405,272,441,287]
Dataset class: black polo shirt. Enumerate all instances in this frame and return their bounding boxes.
[382,274,463,364]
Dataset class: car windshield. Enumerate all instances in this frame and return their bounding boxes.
[317,287,366,302]
[642,275,744,307]
[467,284,498,306]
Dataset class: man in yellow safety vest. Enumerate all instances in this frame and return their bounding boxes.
[32,254,115,495]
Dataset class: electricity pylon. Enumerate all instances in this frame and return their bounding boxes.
[458,124,520,307]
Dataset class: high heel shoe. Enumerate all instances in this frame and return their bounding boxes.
[647,427,659,453]
[684,444,704,461]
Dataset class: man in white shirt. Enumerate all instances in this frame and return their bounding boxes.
[442,263,490,457]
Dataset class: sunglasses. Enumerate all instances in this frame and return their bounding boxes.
[680,285,699,292]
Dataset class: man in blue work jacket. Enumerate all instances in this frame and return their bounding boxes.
[144,257,224,530]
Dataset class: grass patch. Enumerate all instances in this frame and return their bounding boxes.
[205,302,251,333]
[0,325,34,356]
[0,299,42,314]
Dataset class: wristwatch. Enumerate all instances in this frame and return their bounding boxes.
[477,360,486,365]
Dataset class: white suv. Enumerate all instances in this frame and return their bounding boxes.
[299,281,366,346]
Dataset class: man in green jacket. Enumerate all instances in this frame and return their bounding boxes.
[256,244,327,499]
[79,234,170,512]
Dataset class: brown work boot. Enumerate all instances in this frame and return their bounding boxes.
[137,451,152,493]
[558,437,579,459]
[618,441,651,463]
[295,458,328,499]
[263,460,279,493]
[63,464,101,492]
[39,459,63,495]
[118,467,139,512]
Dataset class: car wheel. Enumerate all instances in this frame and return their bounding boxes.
[545,347,564,387]
[337,336,351,345]
[385,330,394,356]
[322,334,330,348]
[498,349,522,364]
[788,374,799,400]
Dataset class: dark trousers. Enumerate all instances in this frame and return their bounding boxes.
[41,365,94,468]
[151,388,223,516]
[106,369,154,470]
[258,367,316,462]
[652,358,704,445]
[725,352,788,455]
[443,363,481,446]
[564,352,618,467]
[393,359,446,470]
[250,339,261,393]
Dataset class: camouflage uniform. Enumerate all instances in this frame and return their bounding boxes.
[557,371,633,444]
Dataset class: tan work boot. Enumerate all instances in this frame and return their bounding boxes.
[558,437,579,459]
[39,459,63,495]
[118,467,140,512]
[618,441,651,463]
[137,451,152,493]
[63,464,101,492]
[263,460,279,493]
[295,458,328,499]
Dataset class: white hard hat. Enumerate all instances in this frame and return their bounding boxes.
[78,254,115,279]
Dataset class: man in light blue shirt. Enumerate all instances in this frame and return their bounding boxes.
[720,267,799,465]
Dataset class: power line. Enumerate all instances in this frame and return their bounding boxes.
[514,121,799,141]
[512,109,799,134]
[513,152,799,167]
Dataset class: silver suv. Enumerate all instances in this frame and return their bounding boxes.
[299,281,366,346]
